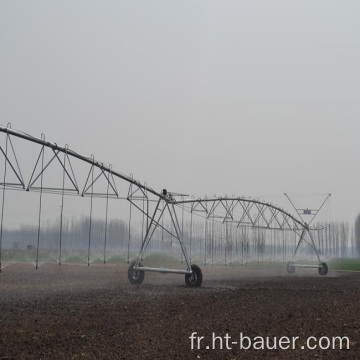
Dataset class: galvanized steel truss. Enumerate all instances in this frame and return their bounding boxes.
[0,124,329,280]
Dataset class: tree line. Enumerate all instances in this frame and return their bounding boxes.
[1,214,360,265]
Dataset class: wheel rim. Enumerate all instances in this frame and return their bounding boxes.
[131,269,141,281]
[188,272,197,285]
[129,261,143,281]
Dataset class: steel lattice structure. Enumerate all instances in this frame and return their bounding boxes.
[0,124,330,285]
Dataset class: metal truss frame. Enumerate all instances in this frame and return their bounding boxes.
[0,124,330,282]
[129,190,192,275]
[177,197,304,231]
[174,196,329,275]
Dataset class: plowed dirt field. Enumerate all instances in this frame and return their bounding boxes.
[0,263,359,359]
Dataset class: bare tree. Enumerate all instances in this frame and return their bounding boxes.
[354,214,360,257]
[340,222,349,258]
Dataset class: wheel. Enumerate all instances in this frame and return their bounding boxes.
[128,260,145,285]
[318,262,328,276]
[286,261,295,274]
[185,264,202,287]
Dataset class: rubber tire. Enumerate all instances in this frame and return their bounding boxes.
[286,261,295,274]
[185,264,202,287]
[128,260,145,285]
[318,262,328,276]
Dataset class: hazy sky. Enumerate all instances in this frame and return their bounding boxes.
[1,1,360,223]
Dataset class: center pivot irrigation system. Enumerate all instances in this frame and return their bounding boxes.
[0,124,331,287]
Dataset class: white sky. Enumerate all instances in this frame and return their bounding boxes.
[1,1,360,223]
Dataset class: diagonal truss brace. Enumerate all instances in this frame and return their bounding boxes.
[82,163,118,197]
[0,133,25,189]
[130,189,192,275]
[27,146,79,193]
[290,225,323,267]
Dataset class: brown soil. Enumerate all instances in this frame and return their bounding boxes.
[0,263,359,359]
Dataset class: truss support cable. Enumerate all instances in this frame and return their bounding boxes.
[59,150,67,266]
[127,200,132,264]
[229,223,233,265]
[283,230,286,263]
[104,176,110,264]
[235,227,238,258]
[229,225,231,265]
[0,133,9,272]
[241,228,244,266]
[87,163,94,267]
[181,197,184,264]
[225,221,228,266]
[204,216,208,266]
[161,203,164,242]
[141,197,145,250]
[274,229,277,262]
[189,209,193,263]
[36,143,45,270]
[270,228,273,263]
[211,213,215,266]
